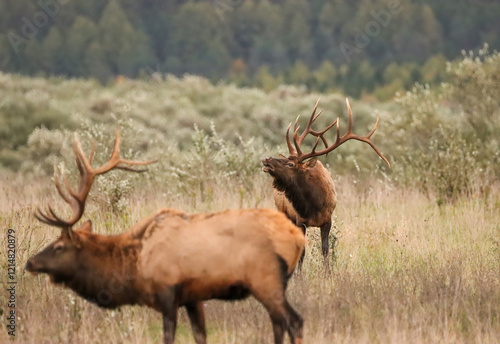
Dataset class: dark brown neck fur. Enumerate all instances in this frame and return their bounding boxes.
[272,168,325,220]
[56,234,142,309]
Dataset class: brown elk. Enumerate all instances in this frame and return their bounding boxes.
[262,99,390,270]
[25,129,305,344]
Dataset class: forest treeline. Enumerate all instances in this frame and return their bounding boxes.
[1,0,500,99]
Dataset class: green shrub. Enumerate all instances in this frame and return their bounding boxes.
[158,123,272,207]
[389,45,499,201]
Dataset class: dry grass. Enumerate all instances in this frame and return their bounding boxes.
[1,175,499,344]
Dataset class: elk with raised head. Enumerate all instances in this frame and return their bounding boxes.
[262,99,390,270]
[25,129,305,344]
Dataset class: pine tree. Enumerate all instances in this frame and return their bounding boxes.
[167,2,230,78]
[97,0,154,78]
[66,16,98,76]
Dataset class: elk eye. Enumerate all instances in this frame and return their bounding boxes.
[53,244,64,253]
[287,162,295,167]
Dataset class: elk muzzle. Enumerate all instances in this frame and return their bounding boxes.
[262,157,276,173]
[25,258,42,275]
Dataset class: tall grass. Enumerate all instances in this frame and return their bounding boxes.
[1,174,498,344]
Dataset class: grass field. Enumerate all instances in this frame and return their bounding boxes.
[1,172,498,344]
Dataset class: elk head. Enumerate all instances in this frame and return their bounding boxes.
[25,128,156,282]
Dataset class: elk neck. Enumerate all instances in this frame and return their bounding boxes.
[60,232,143,309]
[272,163,333,220]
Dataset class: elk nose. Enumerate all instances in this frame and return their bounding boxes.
[25,259,34,272]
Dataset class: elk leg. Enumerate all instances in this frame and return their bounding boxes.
[297,223,307,271]
[185,302,207,344]
[271,310,287,344]
[284,299,303,344]
[320,220,332,273]
[255,297,287,343]
[157,288,178,344]
[250,261,291,344]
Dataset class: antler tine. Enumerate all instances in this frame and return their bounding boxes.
[295,98,390,167]
[93,128,157,175]
[34,164,77,229]
[73,133,93,174]
[53,164,73,205]
[310,136,321,155]
[354,135,391,167]
[309,117,337,137]
[286,98,323,158]
[88,141,97,164]
[35,206,54,224]
[94,127,122,174]
[366,116,379,139]
[35,208,57,226]
[296,99,321,146]
[345,98,354,135]
[285,123,297,156]
[35,205,68,228]
[293,126,303,157]
[293,114,301,133]
[35,128,157,230]
[335,118,341,144]
[302,98,321,138]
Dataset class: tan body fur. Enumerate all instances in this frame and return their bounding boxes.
[134,208,305,307]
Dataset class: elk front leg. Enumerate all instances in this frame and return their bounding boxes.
[157,288,178,344]
[297,223,307,272]
[320,220,332,273]
[185,302,207,344]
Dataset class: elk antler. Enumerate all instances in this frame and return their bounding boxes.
[285,98,390,167]
[35,128,157,232]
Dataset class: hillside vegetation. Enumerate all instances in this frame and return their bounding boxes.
[1,46,499,204]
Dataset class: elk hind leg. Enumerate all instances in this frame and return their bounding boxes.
[251,258,302,344]
[258,293,303,344]
[284,300,303,344]
[185,301,207,344]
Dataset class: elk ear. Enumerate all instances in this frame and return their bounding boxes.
[306,158,318,168]
[279,154,287,159]
[78,220,93,234]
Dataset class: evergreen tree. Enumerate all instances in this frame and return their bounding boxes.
[313,60,338,92]
[167,2,230,78]
[41,27,66,75]
[97,0,154,78]
[66,16,99,77]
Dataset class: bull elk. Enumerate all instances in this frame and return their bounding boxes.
[25,129,305,344]
[262,99,390,270]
